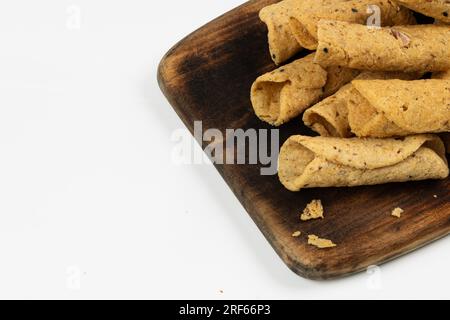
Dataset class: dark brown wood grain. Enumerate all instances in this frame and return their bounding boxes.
[157,0,450,280]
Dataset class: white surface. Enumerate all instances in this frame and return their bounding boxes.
[0,0,448,300]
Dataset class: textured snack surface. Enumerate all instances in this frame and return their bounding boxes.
[251,54,326,126]
[289,0,415,50]
[278,135,449,191]
[260,0,346,64]
[251,54,357,126]
[350,79,450,136]
[303,71,420,138]
[315,20,450,72]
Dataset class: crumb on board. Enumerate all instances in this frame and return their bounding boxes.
[308,235,336,249]
[433,195,438,199]
[391,207,404,218]
[292,231,302,237]
[301,199,324,221]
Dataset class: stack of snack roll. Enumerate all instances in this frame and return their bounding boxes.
[251,0,450,191]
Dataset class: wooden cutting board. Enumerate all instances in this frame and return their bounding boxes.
[157,0,450,279]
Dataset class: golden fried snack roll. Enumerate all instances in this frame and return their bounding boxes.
[278,135,449,192]
[395,0,450,24]
[260,0,343,65]
[289,0,415,50]
[303,72,419,138]
[304,79,450,138]
[349,79,450,137]
[251,54,358,126]
[315,20,450,72]
[259,0,303,65]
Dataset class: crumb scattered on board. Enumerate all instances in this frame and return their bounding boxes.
[433,195,438,199]
[308,235,336,249]
[292,231,302,237]
[391,207,404,218]
[301,199,324,221]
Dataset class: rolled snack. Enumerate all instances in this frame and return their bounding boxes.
[251,54,359,126]
[289,0,415,50]
[394,0,450,24]
[260,0,341,65]
[259,0,302,65]
[303,72,420,138]
[315,20,450,72]
[348,79,450,137]
[278,135,449,192]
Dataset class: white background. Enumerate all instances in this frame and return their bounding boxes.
[0,0,448,300]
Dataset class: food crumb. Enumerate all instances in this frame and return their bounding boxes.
[301,200,324,221]
[308,235,336,249]
[292,231,302,237]
[433,195,438,199]
[391,207,404,218]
